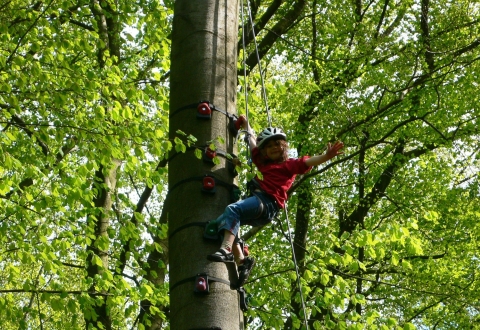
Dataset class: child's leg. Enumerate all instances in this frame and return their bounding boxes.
[208,231,246,263]
[232,240,244,265]
[207,229,235,262]
[238,256,255,287]
[208,196,263,262]
[221,229,235,253]
[233,237,255,287]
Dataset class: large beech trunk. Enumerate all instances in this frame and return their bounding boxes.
[168,1,243,329]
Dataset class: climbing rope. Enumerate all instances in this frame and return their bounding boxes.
[240,3,309,329]
[244,0,271,127]
[240,0,251,164]
[283,203,309,330]
[240,0,248,120]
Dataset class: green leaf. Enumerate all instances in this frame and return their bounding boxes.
[95,236,109,251]
[216,136,225,144]
[174,137,186,153]
[401,259,412,270]
[187,134,197,144]
[176,129,186,136]
[51,298,63,311]
[320,273,329,285]
[5,131,16,141]
[349,261,359,272]
[365,246,377,259]
[67,299,77,313]
[194,148,202,159]
[134,212,145,223]
[304,269,313,281]
[387,318,397,326]
[155,129,164,138]
[391,252,400,266]
[92,255,103,267]
[140,283,154,297]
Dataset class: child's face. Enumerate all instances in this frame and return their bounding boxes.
[263,139,283,161]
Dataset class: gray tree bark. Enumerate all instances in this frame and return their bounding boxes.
[168,1,243,329]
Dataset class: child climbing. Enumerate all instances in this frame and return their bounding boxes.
[207,116,344,288]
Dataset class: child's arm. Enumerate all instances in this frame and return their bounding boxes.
[238,115,257,149]
[305,141,344,167]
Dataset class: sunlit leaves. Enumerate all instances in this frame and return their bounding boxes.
[0,0,172,328]
[174,136,186,153]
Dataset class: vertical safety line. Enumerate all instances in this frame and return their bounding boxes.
[245,0,271,127]
[284,203,309,330]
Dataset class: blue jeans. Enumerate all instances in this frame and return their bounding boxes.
[217,191,279,236]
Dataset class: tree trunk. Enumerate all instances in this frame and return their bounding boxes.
[168,1,242,329]
[84,1,121,328]
[85,162,121,330]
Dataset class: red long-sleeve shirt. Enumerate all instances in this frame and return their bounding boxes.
[252,147,312,208]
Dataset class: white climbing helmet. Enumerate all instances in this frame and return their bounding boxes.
[256,127,287,149]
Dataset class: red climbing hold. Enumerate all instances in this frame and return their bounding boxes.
[205,146,217,159]
[202,176,216,191]
[194,274,210,294]
[197,102,212,119]
[196,277,207,291]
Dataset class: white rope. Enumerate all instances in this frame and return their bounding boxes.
[284,203,309,330]
[240,0,252,164]
[241,0,249,123]
[245,0,271,127]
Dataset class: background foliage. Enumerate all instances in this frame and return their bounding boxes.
[1,0,479,329]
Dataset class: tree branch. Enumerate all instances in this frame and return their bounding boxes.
[0,289,111,296]
[374,0,389,39]
[453,38,480,57]
[245,0,306,71]
[237,0,284,56]
[420,0,435,72]
[69,19,95,31]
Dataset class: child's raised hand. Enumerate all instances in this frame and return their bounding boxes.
[238,115,247,129]
[326,141,344,159]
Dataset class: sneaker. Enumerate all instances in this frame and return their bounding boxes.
[207,248,234,262]
[237,256,255,287]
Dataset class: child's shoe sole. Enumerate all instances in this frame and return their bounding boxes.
[207,249,234,262]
